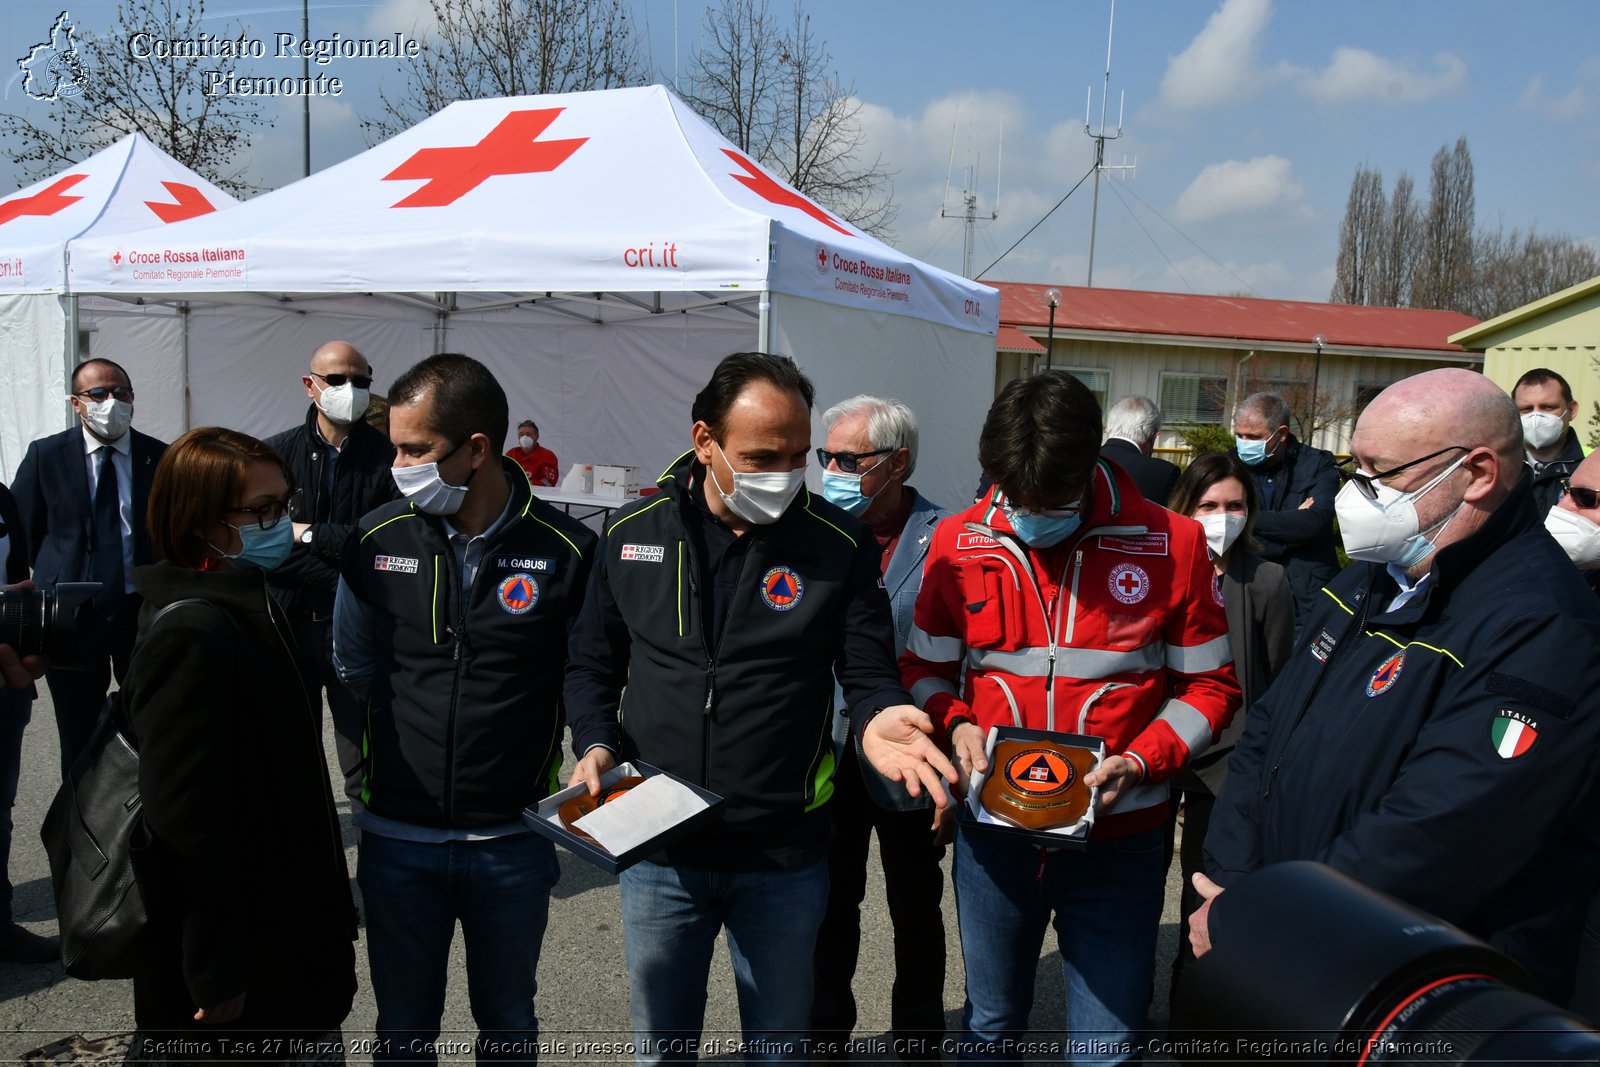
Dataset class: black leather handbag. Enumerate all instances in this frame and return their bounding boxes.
[40,598,215,979]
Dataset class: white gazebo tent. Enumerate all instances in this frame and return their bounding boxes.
[0,133,237,479]
[66,86,999,508]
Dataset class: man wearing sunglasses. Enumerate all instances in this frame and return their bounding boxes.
[264,340,397,797]
[12,358,167,780]
[1198,368,1600,1008]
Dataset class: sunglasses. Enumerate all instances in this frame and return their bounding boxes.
[1336,445,1468,502]
[74,386,134,403]
[311,371,373,390]
[1564,482,1600,510]
[816,447,891,474]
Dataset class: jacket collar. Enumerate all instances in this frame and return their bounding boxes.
[132,559,271,617]
[975,457,1149,538]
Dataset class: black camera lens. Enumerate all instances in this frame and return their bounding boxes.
[0,582,100,670]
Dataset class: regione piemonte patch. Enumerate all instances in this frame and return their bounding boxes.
[620,543,665,563]
[374,555,419,574]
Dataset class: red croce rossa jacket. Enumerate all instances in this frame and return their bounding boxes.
[900,458,1241,840]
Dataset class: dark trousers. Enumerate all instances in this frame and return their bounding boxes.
[0,686,30,920]
[45,602,137,780]
[1161,782,1215,1001]
[290,613,364,800]
[812,743,947,1061]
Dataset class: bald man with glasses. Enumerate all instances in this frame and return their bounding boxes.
[1197,368,1600,1006]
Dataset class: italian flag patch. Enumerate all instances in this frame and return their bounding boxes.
[1491,709,1538,759]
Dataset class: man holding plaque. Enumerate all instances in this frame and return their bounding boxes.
[1197,368,1600,1006]
[566,353,953,1064]
[898,370,1240,1065]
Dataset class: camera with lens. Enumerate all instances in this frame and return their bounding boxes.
[1169,861,1600,1065]
[0,582,100,671]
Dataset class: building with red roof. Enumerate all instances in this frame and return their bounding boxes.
[992,282,1480,451]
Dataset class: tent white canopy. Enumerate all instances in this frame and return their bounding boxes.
[64,86,999,508]
[0,134,237,479]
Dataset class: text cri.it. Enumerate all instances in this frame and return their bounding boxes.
[623,242,679,268]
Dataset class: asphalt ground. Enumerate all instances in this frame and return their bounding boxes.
[0,686,1187,1064]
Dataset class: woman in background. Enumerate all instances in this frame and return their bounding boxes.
[1164,451,1295,995]
[124,427,356,1062]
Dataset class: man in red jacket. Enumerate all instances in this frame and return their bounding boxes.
[506,419,559,487]
[896,371,1239,1065]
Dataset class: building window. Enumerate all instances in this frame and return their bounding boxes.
[1160,372,1229,425]
[1354,382,1385,417]
[1060,367,1110,411]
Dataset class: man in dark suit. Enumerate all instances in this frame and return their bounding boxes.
[1100,395,1182,507]
[13,358,168,777]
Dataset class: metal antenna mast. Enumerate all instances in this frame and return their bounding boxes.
[1084,0,1135,287]
[940,102,1001,279]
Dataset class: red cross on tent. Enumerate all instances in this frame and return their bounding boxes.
[722,149,851,236]
[382,108,589,208]
[0,173,88,226]
[144,181,216,223]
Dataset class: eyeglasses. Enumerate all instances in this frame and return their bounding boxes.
[74,386,134,403]
[1336,445,1469,501]
[815,447,892,474]
[1564,482,1600,510]
[311,372,373,390]
[1000,499,1081,520]
[225,489,303,531]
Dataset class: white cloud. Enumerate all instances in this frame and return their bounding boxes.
[1174,155,1308,226]
[1520,75,1588,121]
[1295,48,1466,104]
[1158,0,1275,111]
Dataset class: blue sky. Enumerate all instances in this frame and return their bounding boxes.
[3,0,1597,302]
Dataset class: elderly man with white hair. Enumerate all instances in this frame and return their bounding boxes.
[1100,394,1182,507]
[811,393,951,1063]
[1197,368,1600,1004]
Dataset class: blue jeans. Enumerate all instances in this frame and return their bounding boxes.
[952,825,1165,1067]
[358,830,560,1065]
[618,859,829,1064]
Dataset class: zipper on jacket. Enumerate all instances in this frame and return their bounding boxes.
[680,535,716,789]
[443,552,467,826]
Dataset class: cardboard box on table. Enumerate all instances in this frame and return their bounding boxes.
[593,464,639,499]
[524,761,724,875]
[961,726,1106,850]
[560,463,594,493]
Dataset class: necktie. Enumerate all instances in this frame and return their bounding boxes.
[91,445,125,614]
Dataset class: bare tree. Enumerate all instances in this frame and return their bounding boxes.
[1468,226,1600,321]
[1412,137,1476,312]
[1,0,270,196]
[1375,172,1421,308]
[1331,165,1385,305]
[364,0,645,142]
[685,0,896,237]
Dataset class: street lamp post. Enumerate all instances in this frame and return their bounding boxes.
[1309,333,1327,444]
[1044,288,1062,372]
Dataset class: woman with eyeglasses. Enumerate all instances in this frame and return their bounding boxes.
[121,428,356,1062]
[1161,451,1295,997]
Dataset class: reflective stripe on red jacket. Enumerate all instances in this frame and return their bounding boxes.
[899,457,1241,839]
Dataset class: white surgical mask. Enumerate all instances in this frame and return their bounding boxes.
[518,435,535,451]
[1198,513,1247,560]
[1335,455,1468,568]
[81,397,132,441]
[1545,506,1600,569]
[1521,411,1566,451]
[318,381,369,426]
[709,441,804,525]
[392,440,474,516]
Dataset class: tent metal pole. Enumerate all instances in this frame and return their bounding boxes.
[757,293,772,353]
[62,294,79,430]
[180,301,192,430]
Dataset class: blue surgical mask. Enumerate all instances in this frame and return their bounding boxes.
[820,454,887,517]
[223,520,294,571]
[1236,435,1272,466]
[1007,511,1082,549]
